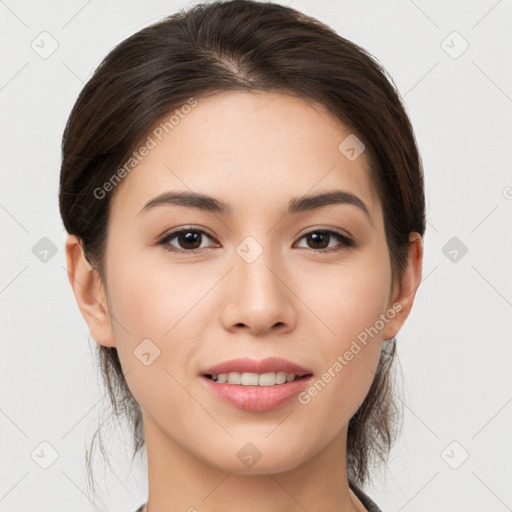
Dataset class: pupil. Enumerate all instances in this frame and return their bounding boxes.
[180,231,201,249]
[309,232,328,249]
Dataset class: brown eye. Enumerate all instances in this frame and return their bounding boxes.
[158,228,218,252]
[295,230,354,253]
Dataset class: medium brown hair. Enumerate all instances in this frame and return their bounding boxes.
[59,0,425,494]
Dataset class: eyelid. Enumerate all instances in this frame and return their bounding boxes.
[295,225,353,241]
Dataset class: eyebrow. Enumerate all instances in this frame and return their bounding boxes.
[138,189,372,223]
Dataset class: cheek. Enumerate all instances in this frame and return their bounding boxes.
[104,258,203,421]
[296,245,392,344]
[291,250,391,426]
[104,250,220,395]
[106,249,215,339]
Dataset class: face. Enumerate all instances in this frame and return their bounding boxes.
[86,91,406,474]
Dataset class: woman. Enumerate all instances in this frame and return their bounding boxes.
[59,1,425,510]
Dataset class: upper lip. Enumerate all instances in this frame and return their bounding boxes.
[201,357,313,377]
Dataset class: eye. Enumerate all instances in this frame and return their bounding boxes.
[157,227,219,253]
[295,229,354,253]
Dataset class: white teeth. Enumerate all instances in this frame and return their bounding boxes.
[227,372,242,385]
[275,371,287,384]
[241,372,259,385]
[210,371,301,386]
[258,372,275,386]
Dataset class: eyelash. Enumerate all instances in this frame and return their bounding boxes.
[156,226,355,254]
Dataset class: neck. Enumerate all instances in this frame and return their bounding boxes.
[142,415,364,512]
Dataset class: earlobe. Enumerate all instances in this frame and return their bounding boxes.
[383,232,423,341]
[64,234,116,348]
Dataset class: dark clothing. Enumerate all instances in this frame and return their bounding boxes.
[350,481,383,512]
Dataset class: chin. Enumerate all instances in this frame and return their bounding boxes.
[199,439,313,476]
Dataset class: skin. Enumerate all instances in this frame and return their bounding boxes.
[66,91,423,512]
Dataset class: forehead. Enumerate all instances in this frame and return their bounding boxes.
[109,90,381,222]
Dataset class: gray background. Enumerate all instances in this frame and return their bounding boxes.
[1,0,511,511]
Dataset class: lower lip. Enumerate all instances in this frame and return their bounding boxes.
[200,375,313,412]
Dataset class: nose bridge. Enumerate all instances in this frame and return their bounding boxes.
[236,239,281,299]
[222,234,295,333]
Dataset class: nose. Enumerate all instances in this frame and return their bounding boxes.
[221,246,297,336]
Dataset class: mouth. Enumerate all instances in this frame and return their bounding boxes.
[202,371,311,386]
[200,372,314,412]
[200,356,313,385]
[199,357,314,411]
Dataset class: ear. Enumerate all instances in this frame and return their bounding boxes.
[382,232,423,341]
[64,234,116,347]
